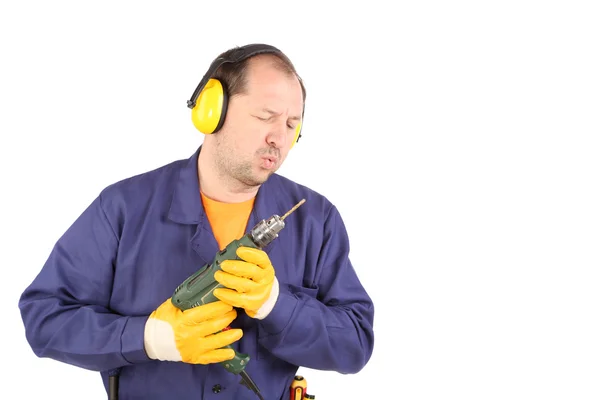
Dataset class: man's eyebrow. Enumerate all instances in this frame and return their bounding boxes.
[262,108,301,121]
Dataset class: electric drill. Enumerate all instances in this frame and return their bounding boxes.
[171,199,306,400]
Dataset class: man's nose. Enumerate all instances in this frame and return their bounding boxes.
[267,121,287,147]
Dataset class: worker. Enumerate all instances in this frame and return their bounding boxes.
[18,43,375,399]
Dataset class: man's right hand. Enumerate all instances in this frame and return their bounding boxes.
[144,298,242,364]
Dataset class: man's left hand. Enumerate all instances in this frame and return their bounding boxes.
[213,246,279,319]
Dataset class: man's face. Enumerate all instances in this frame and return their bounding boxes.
[213,57,304,188]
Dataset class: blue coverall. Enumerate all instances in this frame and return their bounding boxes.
[18,146,375,399]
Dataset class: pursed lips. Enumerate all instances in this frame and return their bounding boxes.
[261,154,278,163]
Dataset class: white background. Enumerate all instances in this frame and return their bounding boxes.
[2,1,599,399]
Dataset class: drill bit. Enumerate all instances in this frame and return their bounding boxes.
[282,199,306,220]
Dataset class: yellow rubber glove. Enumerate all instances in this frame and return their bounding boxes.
[144,298,243,364]
[213,246,279,320]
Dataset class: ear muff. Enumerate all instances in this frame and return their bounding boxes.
[190,78,228,135]
[290,121,302,149]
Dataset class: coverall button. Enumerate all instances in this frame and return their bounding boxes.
[212,384,222,393]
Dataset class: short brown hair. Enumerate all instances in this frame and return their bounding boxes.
[211,46,306,106]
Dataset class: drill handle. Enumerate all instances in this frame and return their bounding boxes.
[221,344,250,375]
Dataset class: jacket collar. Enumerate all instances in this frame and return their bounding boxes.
[167,146,204,225]
[167,145,285,233]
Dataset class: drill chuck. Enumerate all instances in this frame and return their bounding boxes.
[250,198,306,248]
[251,216,285,248]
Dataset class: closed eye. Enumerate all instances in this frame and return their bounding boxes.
[254,114,297,129]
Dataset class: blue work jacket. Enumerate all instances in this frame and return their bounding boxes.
[18,146,375,399]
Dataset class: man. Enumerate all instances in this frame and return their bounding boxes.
[18,43,375,399]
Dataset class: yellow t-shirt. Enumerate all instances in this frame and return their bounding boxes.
[200,192,255,250]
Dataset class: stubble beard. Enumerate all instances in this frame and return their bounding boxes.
[214,137,270,190]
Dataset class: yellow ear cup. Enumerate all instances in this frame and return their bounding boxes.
[291,121,302,149]
[191,78,225,134]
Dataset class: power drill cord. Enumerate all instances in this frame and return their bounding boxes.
[240,370,265,400]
